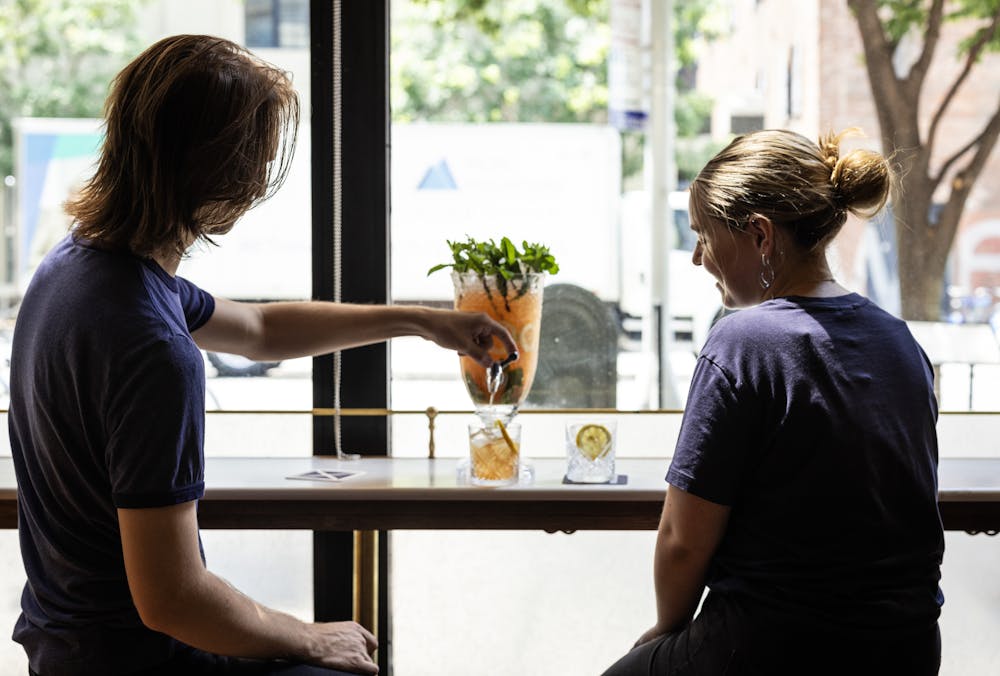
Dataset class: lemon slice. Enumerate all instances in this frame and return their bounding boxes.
[494,419,518,455]
[575,424,612,460]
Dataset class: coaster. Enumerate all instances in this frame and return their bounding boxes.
[562,474,627,485]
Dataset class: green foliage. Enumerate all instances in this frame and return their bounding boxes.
[952,0,1000,56]
[876,0,1000,54]
[393,0,610,124]
[393,0,724,187]
[675,91,714,137]
[676,135,729,183]
[428,236,560,278]
[878,0,932,43]
[674,0,726,75]
[0,0,146,176]
[392,0,722,132]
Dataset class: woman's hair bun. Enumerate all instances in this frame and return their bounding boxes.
[821,129,891,217]
[690,127,894,252]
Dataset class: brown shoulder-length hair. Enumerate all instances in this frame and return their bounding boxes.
[67,34,299,258]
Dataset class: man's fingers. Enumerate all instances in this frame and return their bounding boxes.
[469,350,493,368]
[358,624,378,652]
[353,657,379,675]
[336,648,378,674]
[491,324,518,356]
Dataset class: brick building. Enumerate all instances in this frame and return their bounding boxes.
[694,0,1000,313]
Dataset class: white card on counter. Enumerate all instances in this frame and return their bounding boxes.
[287,469,365,482]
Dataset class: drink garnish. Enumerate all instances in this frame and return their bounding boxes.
[494,419,518,456]
[575,424,612,461]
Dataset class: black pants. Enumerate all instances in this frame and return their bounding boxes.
[30,644,364,676]
[601,592,941,676]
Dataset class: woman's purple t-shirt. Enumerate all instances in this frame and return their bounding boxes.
[667,293,944,632]
[9,235,215,674]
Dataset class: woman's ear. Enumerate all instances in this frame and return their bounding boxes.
[746,214,775,254]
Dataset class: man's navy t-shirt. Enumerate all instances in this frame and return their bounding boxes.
[9,235,215,675]
[667,293,944,633]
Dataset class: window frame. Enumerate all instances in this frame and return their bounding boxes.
[309,1,390,670]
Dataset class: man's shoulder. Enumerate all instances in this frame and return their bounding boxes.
[18,242,194,365]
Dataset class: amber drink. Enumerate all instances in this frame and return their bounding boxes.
[452,271,543,422]
[468,421,521,486]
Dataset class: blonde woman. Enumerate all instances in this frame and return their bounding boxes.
[603,130,943,675]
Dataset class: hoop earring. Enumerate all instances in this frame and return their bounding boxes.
[759,253,775,290]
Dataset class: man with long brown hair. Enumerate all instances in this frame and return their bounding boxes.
[9,35,516,675]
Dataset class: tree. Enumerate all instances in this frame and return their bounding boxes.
[0,0,145,177]
[848,0,1000,320]
[390,0,724,181]
[391,0,611,124]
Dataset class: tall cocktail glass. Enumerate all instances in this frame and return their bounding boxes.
[452,270,544,424]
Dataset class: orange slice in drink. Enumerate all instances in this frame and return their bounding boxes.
[575,424,612,461]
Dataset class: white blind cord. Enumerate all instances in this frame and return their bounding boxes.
[332,0,344,457]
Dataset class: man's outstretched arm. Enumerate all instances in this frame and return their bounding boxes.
[192,298,517,367]
[118,501,378,674]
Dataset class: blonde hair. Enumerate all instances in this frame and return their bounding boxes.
[689,128,892,251]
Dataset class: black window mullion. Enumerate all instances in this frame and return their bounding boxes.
[339,0,390,453]
[310,2,390,672]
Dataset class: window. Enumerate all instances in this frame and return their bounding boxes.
[730,113,765,134]
[3,1,999,674]
[246,0,309,49]
[1,3,315,671]
[387,1,705,672]
[384,1,1000,673]
[786,45,801,119]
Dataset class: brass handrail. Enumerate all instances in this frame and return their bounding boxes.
[202,407,686,415]
[0,408,991,415]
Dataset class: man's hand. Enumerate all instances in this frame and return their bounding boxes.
[306,621,378,674]
[119,502,378,669]
[425,310,518,367]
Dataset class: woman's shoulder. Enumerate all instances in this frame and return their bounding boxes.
[709,293,879,334]
[704,302,790,343]
[700,294,880,361]
[696,307,782,377]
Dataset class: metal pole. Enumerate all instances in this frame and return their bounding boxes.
[650,0,679,408]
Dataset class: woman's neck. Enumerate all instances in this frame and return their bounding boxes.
[766,255,846,300]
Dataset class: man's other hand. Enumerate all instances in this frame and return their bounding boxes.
[307,621,378,674]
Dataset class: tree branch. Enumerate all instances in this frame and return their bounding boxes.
[931,99,1000,255]
[926,8,1000,162]
[847,0,898,85]
[847,0,915,148]
[930,103,1000,193]
[951,99,1000,188]
[903,0,945,98]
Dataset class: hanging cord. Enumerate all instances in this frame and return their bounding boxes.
[332,0,344,457]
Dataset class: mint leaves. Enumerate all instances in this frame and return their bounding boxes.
[427,236,560,279]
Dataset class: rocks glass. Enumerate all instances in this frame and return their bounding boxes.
[468,420,521,486]
[565,421,617,483]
